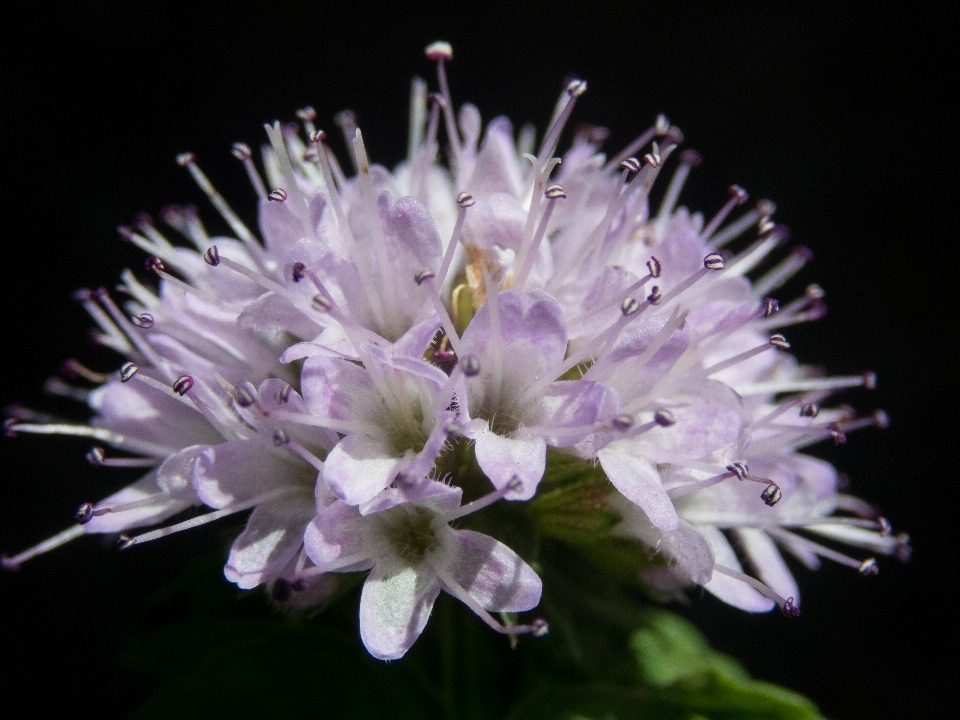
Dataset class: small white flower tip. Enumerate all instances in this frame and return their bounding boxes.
[530,618,550,637]
[655,114,670,135]
[296,106,317,122]
[144,256,165,275]
[862,371,878,389]
[172,375,194,396]
[231,142,252,160]
[728,184,749,205]
[425,41,453,61]
[703,253,725,270]
[756,198,777,216]
[175,152,196,167]
[119,361,139,383]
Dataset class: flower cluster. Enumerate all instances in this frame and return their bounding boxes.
[3,42,908,660]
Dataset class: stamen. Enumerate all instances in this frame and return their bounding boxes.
[536,79,587,168]
[265,122,314,235]
[231,142,268,199]
[753,246,815,297]
[266,409,382,437]
[657,149,701,219]
[176,152,260,248]
[712,563,799,617]
[604,115,669,173]
[126,488,293,546]
[701,185,749,240]
[2,525,86,570]
[481,266,504,415]
[444,478,522,521]
[85,446,158,468]
[701,335,788,377]
[512,184,565,293]
[436,192,473,285]
[710,199,776,249]
[736,372,876,397]
[415,269,463,358]
[60,360,108,384]
[6,421,174,456]
[272,431,325,472]
[425,41,462,170]
[767,527,878,575]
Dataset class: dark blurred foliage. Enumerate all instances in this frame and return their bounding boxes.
[0,2,951,717]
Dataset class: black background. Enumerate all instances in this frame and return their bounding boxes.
[0,2,952,717]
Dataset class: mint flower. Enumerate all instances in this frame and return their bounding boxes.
[2,41,905,659]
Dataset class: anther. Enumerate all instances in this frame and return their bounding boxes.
[769,334,791,350]
[726,462,749,480]
[275,383,292,404]
[203,245,220,266]
[233,383,256,408]
[424,41,453,61]
[119,362,139,383]
[728,185,749,205]
[414,269,436,285]
[311,294,333,312]
[761,483,782,506]
[781,597,801,618]
[620,157,641,173]
[873,410,891,429]
[800,403,820,418]
[427,92,446,108]
[806,284,826,300]
[862,371,877,389]
[828,424,847,445]
[117,534,135,550]
[647,286,662,305]
[679,149,702,166]
[703,253,725,270]
[3,418,19,437]
[643,141,662,168]
[763,298,780,317]
[621,297,640,316]
[653,409,676,427]
[144,256,165,275]
[172,375,194,396]
[268,188,287,202]
[655,114,670,135]
[230,143,252,161]
[74,502,94,525]
[296,106,316,122]
[612,414,634,430]
[877,517,892,537]
[130,313,155,329]
[544,184,566,199]
[461,356,481,376]
[858,558,879,576]
[273,429,290,446]
[646,256,662,278]
[308,129,327,143]
[530,618,550,637]
[291,262,307,282]
[85,446,105,465]
[756,199,777,216]
[456,191,475,208]
[566,79,587,97]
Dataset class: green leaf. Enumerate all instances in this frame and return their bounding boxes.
[631,610,826,720]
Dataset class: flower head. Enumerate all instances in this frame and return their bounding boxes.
[2,42,906,659]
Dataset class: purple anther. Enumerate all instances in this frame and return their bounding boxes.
[144,256,165,275]
[620,157,641,173]
[268,188,287,202]
[291,262,307,282]
[85,446,105,466]
[172,375,194,396]
[566,79,587,97]
[858,558,880,576]
[74,502,95,525]
[653,409,676,427]
[544,184,566,200]
[117,534,135,550]
[728,185,749,205]
[703,253,725,270]
[763,297,780,317]
[175,152,196,167]
[231,142,252,160]
[726,462,749,480]
[782,598,801,618]
[296,106,317,121]
[530,618,550,637]
[647,286,662,305]
[761,483,782,507]
[131,313,155,329]
[311,294,333,312]
[612,414,634,431]
[119,362,139,383]
[680,149,702,166]
[621,297,640,316]
[308,129,327,144]
[646,256,662,278]
[862,371,878,389]
[456,192,475,208]
[415,269,436,285]
[800,403,820,418]
[273,430,290,447]
[203,246,220,266]
[769,334,791,350]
